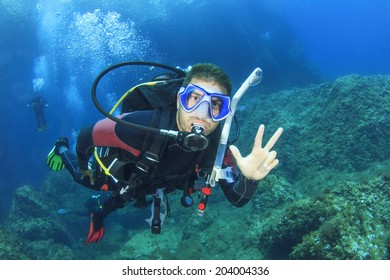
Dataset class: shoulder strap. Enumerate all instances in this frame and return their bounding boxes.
[136,109,173,173]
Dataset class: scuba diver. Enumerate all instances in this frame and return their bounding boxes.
[27,95,48,132]
[47,63,283,244]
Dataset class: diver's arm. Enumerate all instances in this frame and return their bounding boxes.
[76,125,95,171]
[218,149,259,207]
[76,111,155,170]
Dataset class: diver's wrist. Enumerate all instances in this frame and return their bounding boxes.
[243,177,259,184]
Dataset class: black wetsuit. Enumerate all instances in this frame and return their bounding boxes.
[62,109,259,218]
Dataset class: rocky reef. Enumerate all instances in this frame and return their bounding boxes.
[237,74,390,185]
[252,173,389,259]
[2,184,74,259]
[1,74,389,259]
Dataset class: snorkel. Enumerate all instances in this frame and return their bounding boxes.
[209,67,263,186]
[197,67,263,215]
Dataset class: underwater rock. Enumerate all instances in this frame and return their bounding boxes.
[254,176,389,259]
[252,175,297,215]
[0,228,29,259]
[24,240,75,260]
[40,172,100,240]
[238,74,390,185]
[4,185,71,246]
[119,227,184,260]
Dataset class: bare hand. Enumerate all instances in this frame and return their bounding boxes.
[80,168,95,185]
[229,124,283,180]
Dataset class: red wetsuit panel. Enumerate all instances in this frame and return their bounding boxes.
[92,113,141,157]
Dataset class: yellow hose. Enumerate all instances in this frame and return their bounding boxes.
[93,81,163,177]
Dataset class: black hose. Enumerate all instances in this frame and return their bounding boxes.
[229,115,240,146]
[91,61,185,134]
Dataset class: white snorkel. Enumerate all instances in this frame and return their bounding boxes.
[209,67,263,187]
[197,67,262,216]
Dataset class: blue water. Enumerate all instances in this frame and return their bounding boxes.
[0,0,389,211]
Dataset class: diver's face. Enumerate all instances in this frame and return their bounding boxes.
[176,78,228,135]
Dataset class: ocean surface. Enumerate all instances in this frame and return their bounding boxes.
[0,0,389,260]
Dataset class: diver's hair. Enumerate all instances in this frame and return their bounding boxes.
[183,63,232,95]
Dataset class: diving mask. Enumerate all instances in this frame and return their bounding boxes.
[178,84,231,121]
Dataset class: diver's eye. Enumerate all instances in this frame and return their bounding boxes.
[187,91,203,107]
[211,98,222,113]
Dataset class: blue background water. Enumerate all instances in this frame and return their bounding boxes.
[0,0,389,211]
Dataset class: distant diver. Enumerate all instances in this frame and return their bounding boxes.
[27,95,48,132]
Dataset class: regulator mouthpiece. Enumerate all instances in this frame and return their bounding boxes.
[183,123,209,151]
